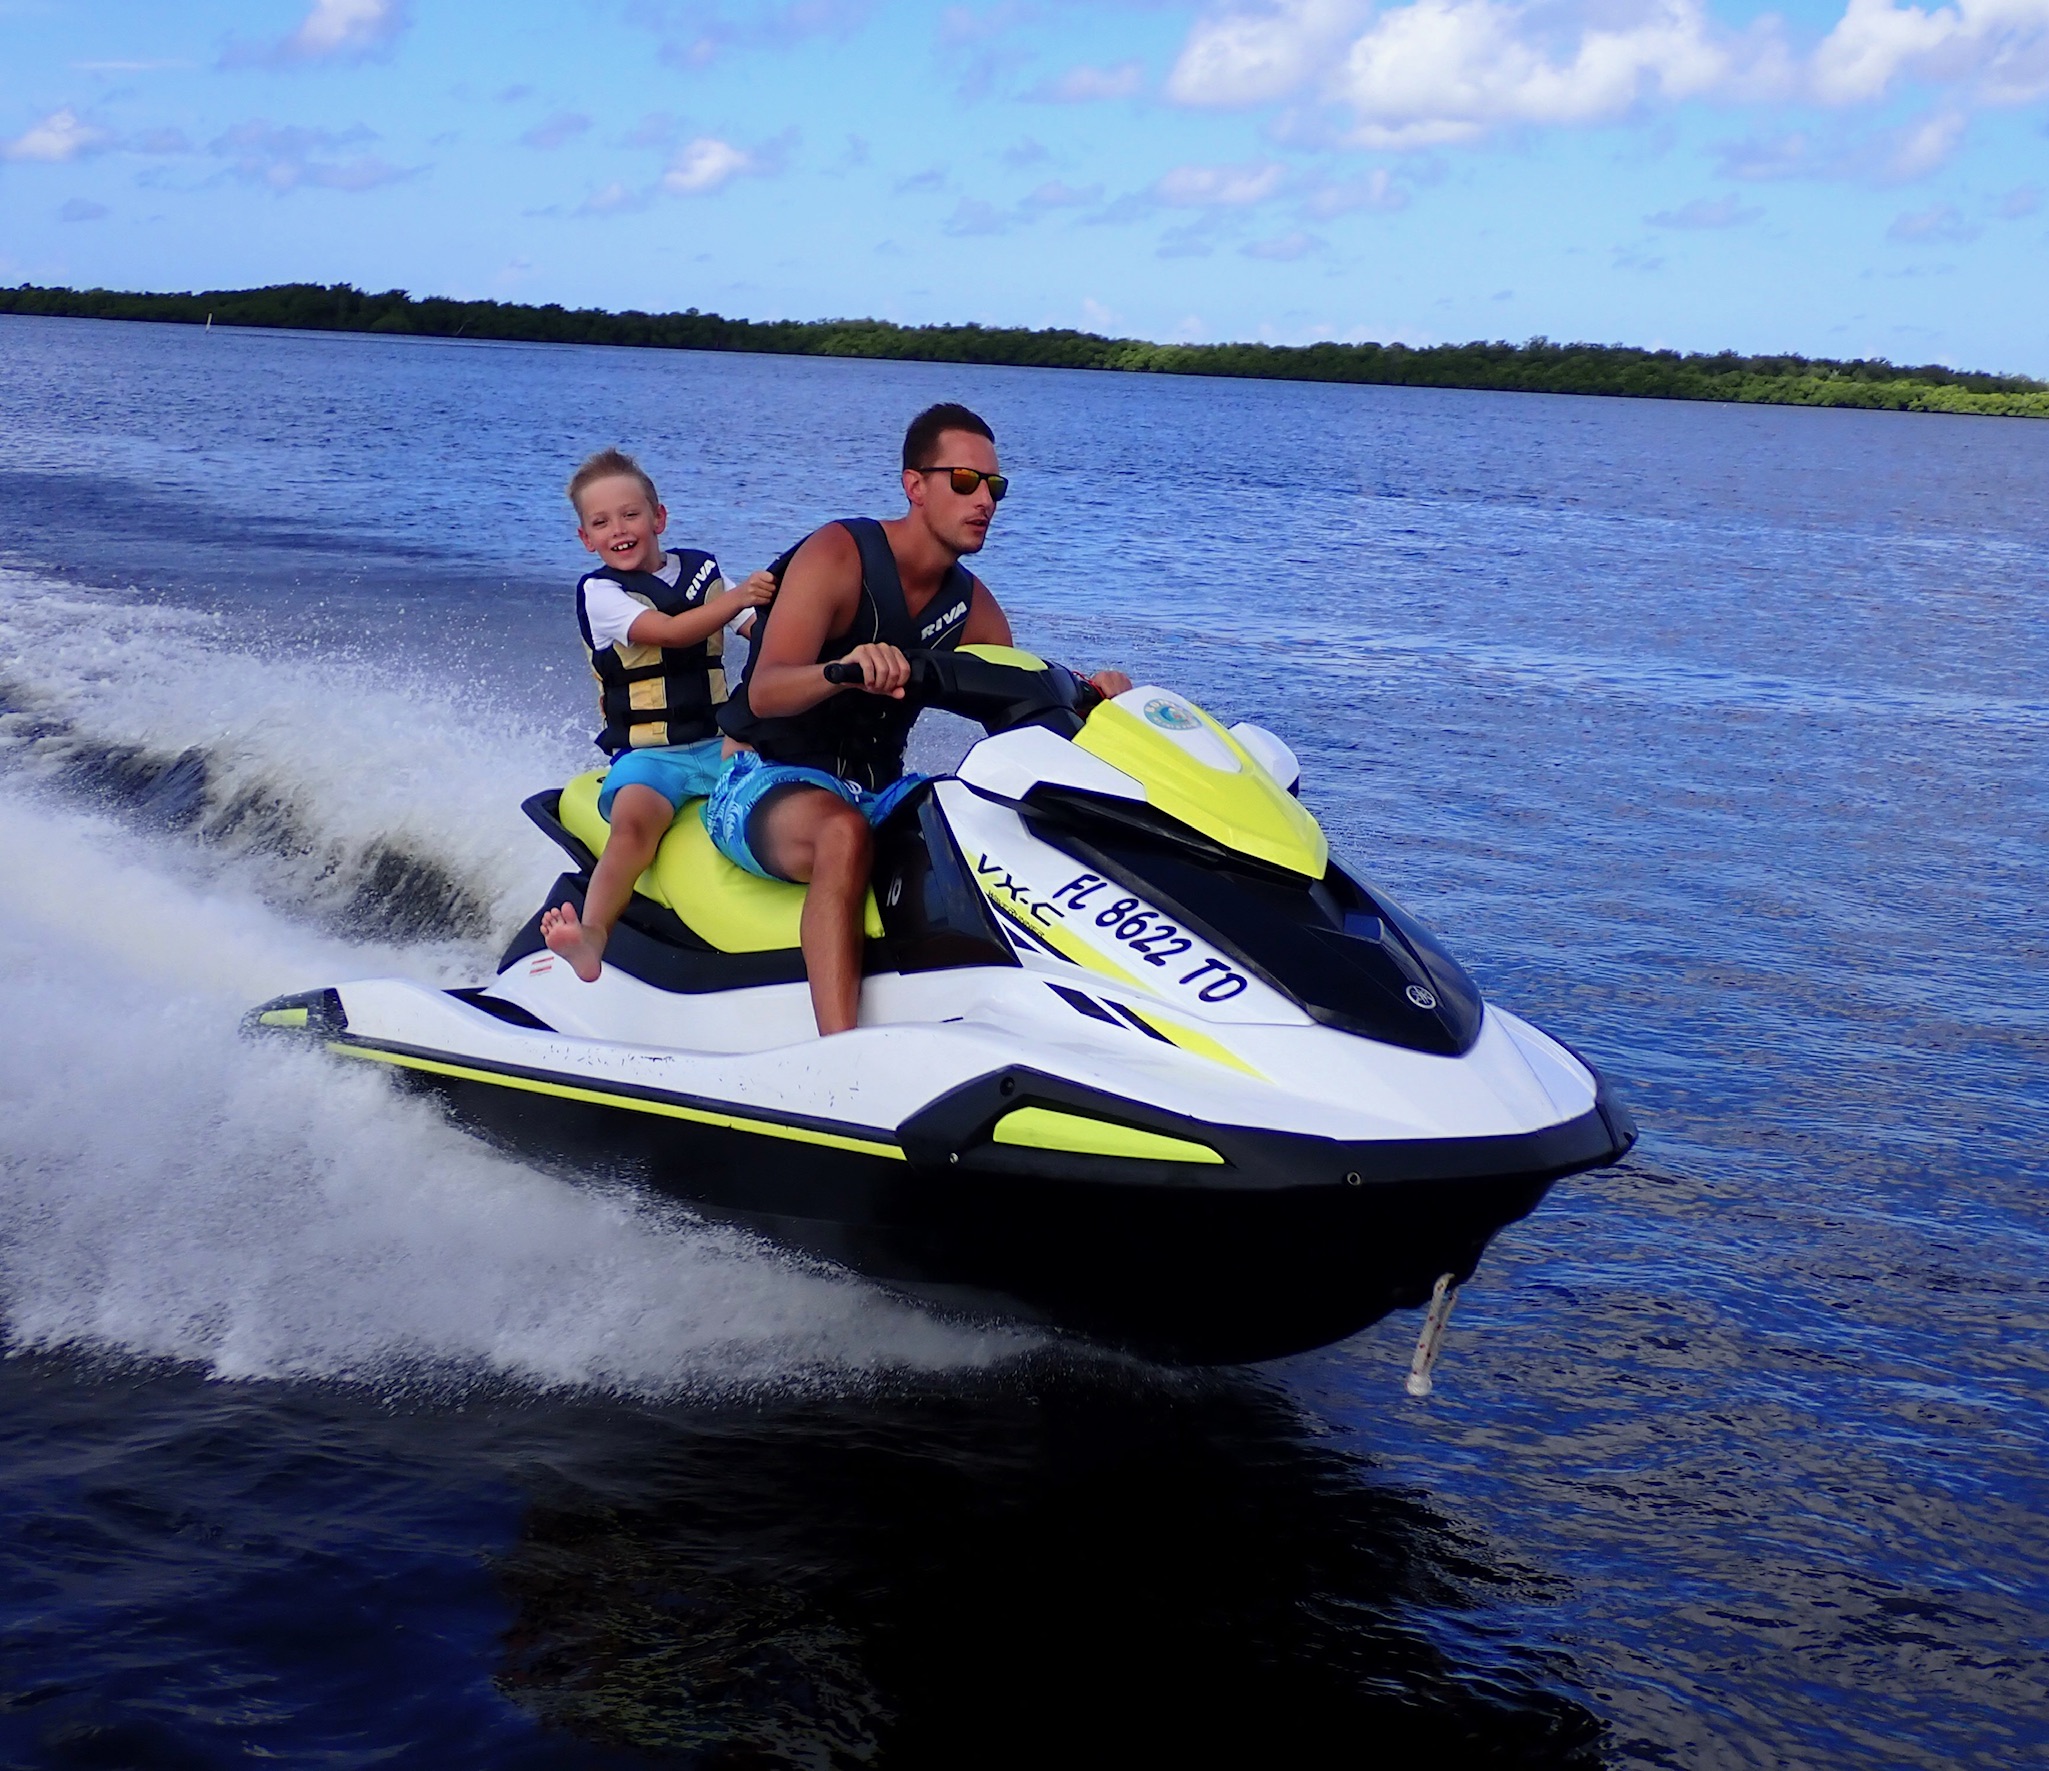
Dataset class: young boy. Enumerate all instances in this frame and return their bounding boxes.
[539,447,773,981]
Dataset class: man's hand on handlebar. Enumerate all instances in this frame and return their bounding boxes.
[827,643,911,699]
[815,647,1131,719]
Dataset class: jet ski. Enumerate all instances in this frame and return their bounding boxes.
[248,645,1635,1363]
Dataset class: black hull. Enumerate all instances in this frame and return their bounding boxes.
[378,1054,1628,1364]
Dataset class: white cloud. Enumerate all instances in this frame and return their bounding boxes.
[1327,0,1754,147]
[210,120,417,192]
[934,178,1106,234]
[1168,0,1368,107]
[4,108,112,163]
[1302,167,1407,214]
[1997,182,2040,215]
[1646,192,1761,225]
[1887,199,1981,239]
[274,0,410,63]
[662,136,753,194]
[1164,0,2047,147]
[1154,158,1289,204]
[1033,59,1147,101]
[1714,106,1967,181]
[1813,0,2049,107]
[1167,0,1760,134]
[59,197,110,222]
[1885,104,1969,173]
[640,0,874,68]
[943,196,1012,233]
[577,180,651,215]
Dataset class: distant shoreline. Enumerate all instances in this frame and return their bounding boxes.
[7,281,2046,420]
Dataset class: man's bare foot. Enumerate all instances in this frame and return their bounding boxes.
[539,900,607,982]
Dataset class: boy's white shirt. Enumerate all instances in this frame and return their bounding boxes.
[580,551,732,652]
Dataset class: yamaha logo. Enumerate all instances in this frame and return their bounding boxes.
[1143,698,1200,731]
[1405,984,1438,1010]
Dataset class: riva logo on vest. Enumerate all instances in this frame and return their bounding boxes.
[918,598,970,643]
[1143,698,1200,731]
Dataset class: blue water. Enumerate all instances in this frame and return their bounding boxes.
[1,312,2045,1767]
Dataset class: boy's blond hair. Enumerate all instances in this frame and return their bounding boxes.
[568,447,660,518]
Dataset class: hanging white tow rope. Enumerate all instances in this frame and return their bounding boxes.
[1405,1272,1459,1398]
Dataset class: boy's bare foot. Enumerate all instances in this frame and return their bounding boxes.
[539,901,607,982]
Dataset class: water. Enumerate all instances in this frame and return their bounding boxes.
[1,313,2044,1767]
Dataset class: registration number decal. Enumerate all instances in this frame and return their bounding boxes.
[1051,872,1248,1000]
[999,867,1253,1002]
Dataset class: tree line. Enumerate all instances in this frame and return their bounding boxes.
[6,280,2044,419]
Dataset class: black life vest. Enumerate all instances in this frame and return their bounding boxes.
[717,518,974,790]
[576,547,726,756]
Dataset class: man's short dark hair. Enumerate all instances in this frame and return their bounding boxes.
[902,403,995,472]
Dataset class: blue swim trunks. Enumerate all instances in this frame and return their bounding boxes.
[596,737,727,821]
[704,750,927,880]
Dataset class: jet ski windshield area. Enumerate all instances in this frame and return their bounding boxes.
[873,650,1485,1057]
[1019,789,1484,1056]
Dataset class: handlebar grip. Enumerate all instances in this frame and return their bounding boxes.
[821,661,864,685]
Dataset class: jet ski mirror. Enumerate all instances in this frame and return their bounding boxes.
[1228,721,1301,793]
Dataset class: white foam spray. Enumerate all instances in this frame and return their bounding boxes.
[0,565,584,939]
[0,572,1033,1392]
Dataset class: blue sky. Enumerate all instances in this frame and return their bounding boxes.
[3,0,2046,372]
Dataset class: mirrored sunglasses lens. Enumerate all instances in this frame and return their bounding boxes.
[943,468,1007,500]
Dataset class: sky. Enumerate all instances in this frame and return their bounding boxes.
[2,0,2046,373]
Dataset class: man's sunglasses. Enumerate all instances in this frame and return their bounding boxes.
[916,466,1009,502]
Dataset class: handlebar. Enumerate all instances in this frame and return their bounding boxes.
[819,655,959,689]
[817,648,1090,734]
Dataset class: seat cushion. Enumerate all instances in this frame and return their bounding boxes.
[558,770,882,954]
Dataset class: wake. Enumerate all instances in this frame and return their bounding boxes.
[0,569,1029,1392]
[0,565,579,944]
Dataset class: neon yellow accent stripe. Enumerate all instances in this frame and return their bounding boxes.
[985,889,1144,987]
[992,1106,1223,1164]
[329,1042,906,1160]
[1128,1008,1266,1078]
[958,642,1048,670]
[1075,699,1328,878]
[258,1007,309,1028]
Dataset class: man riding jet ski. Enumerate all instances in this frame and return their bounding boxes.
[249,641,1636,1364]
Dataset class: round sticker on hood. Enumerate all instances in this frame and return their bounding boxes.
[1143,697,1200,731]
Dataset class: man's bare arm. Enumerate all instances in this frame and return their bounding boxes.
[743,525,870,718]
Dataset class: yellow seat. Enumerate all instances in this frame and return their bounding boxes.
[558,770,883,954]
